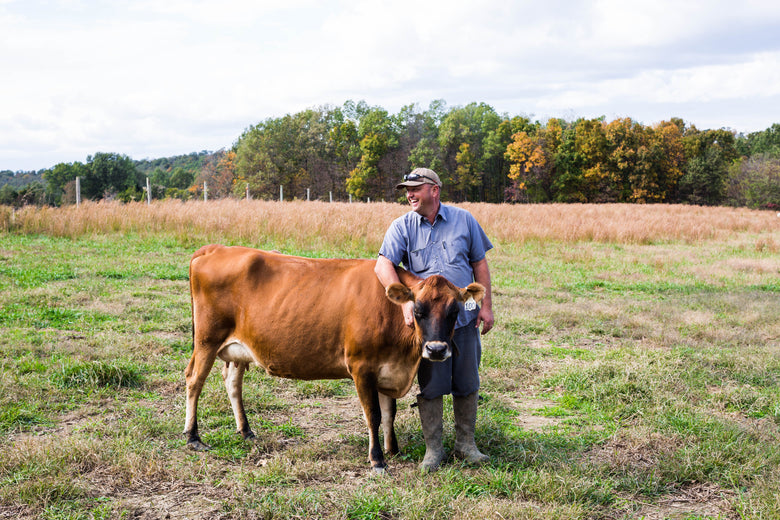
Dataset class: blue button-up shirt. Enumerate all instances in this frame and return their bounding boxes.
[379,203,493,328]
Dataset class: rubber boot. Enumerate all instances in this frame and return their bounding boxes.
[417,395,446,472]
[453,392,489,465]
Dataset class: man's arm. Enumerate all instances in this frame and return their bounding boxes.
[375,254,415,327]
[471,258,494,335]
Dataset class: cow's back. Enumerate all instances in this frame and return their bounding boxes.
[189,245,411,382]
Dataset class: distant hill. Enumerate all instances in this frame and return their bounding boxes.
[0,170,46,188]
[134,150,215,176]
[0,151,217,189]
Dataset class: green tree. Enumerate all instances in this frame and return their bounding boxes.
[738,123,780,158]
[438,102,501,201]
[347,133,387,200]
[552,123,586,202]
[406,101,448,192]
[726,155,780,209]
[679,146,729,205]
[345,105,399,200]
[1,182,48,207]
[484,115,537,202]
[169,167,195,190]
[453,143,481,199]
[561,117,608,202]
[44,161,88,205]
[0,184,17,205]
[327,107,361,198]
[678,127,738,205]
[234,109,331,200]
[83,153,141,200]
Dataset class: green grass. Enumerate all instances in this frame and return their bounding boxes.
[1,227,779,519]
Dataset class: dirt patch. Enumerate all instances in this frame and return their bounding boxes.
[627,483,738,520]
[589,434,739,519]
[491,394,565,432]
[116,481,234,520]
[586,431,682,472]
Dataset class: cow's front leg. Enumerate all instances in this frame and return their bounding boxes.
[221,361,255,440]
[354,373,386,473]
[379,392,399,456]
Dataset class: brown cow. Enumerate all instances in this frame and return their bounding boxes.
[185,245,485,472]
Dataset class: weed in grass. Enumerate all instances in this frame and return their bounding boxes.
[544,361,657,420]
[294,379,352,398]
[344,488,400,519]
[242,457,300,488]
[231,487,334,519]
[53,359,145,389]
[0,402,50,432]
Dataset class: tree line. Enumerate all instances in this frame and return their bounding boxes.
[2,100,779,209]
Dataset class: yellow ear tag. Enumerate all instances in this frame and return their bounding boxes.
[464,296,477,311]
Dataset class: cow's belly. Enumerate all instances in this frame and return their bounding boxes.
[218,339,350,380]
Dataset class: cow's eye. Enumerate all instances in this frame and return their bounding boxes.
[414,304,426,319]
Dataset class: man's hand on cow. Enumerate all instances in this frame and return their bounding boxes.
[476,306,494,335]
[402,301,415,328]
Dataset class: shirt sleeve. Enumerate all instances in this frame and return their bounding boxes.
[378,216,409,267]
[467,213,493,263]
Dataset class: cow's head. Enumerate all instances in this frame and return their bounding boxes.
[385,275,485,361]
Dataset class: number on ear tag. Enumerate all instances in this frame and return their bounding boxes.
[464,297,477,311]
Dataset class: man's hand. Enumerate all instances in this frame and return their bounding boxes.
[471,257,494,335]
[375,255,416,328]
[402,301,415,328]
[476,306,494,335]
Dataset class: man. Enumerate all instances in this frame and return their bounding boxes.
[374,167,494,472]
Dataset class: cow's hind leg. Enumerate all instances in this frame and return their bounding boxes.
[379,393,399,456]
[184,346,219,451]
[354,372,386,473]
[221,361,255,440]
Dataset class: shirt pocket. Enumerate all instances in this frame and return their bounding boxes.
[408,246,430,273]
[443,236,469,266]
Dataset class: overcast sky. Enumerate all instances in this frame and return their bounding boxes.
[2,0,779,172]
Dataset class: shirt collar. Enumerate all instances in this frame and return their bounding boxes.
[417,203,448,225]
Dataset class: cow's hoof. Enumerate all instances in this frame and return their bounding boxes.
[241,430,256,441]
[187,440,212,451]
[370,465,388,476]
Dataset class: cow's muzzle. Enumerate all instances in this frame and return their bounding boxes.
[422,341,452,362]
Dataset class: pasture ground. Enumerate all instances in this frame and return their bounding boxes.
[1,202,779,519]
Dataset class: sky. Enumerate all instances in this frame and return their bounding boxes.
[2,0,780,172]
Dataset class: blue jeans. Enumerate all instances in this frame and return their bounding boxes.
[417,319,481,399]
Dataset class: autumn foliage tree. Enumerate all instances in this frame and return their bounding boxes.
[24,100,778,208]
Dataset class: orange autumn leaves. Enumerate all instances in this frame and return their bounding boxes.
[505,118,695,203]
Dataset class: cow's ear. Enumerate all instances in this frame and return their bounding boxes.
[460,283,485,304]
[386,283,415,305]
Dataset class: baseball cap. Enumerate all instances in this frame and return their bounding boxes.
[395,168,442,189]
